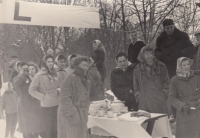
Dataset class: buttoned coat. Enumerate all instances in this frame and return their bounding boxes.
[169,73,200,138]
[58,67,90,138]
[133,60,170,114]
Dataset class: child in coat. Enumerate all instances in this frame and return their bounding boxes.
[0,83,18,138]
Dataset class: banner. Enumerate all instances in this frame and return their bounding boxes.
[0,0,100,28]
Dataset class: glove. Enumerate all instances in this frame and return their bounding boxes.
[182,106,191,114]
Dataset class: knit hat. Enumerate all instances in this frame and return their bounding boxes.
[163,19,174,27]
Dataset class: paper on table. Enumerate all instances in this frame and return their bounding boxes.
[117,112,149,124]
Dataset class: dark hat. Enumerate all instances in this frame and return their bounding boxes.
[163,19,174,27]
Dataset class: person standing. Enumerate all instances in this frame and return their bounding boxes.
[0,83,18,138]
[111,52,138,111]
[169,57,200,138]
[56,55,67,87]
[91,40,107,84]
[87,58,105,101]
[13,62,45,138]
[191,32,200,72]
[65,54,77,76]
[155,19,194,78]
[29,55,60,138]
[58,56,90,138]
[133,46,170,114]
[128,31,146,64]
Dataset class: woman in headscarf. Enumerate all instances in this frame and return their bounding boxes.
[91,40,107,84]
[58,55,90,138]
[133,46,170,114]
[13,62,45,138]
[65,54,77,76]
[29,55,60,138]
[169,57,200,138]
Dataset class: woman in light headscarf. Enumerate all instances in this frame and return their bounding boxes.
[65,54,77,76]
[169,57,200,138]
[133,45,170,114]
[91,40,107,84]
[29,55,60,138]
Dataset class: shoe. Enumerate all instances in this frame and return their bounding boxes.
[169,116,176,123]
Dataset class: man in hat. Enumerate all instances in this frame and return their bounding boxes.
[155,19,195,123]
[128,30,146,64]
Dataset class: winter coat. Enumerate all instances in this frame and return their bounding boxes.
[128,40,146,64]
[57,67,90,138]
[29,69,60,107]
[88,66,105,101]
[0,90,18,115]
[91,49,107,83]
[111,64,138,111]
[133,59,170,114]
[169,73,200,138]
[13,73,44,134]
[155,28,195,78]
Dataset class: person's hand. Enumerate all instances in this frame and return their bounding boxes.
[182,106,191,114]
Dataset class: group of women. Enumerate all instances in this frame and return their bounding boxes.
[11,40,106,138]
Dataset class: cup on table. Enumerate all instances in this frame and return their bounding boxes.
[121,107,128,114]
[98,109,105,117]
[107,110,114,118]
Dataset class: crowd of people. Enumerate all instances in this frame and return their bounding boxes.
[0,18,200,138]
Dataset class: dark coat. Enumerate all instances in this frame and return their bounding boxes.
[169,74,200,138]
[128,40,146,64]
[111,64,138,111]
[58,67,90,138]
[13,74,44,134]
[133,60,170,114]
[155,28,195,78]
[88,66,105,101]
[91,49,106,83]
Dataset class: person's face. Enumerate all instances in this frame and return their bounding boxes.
[196,35,200,42]
[29,66,36,76]
[21,65,29,73]
[129,32,137,42]
[181,60,190,74]
[46,58,54,69]
[78,61,89,73]
[70,57,76,68]
[164,25,175,35]
[116,56,128,70]
[144,51,154,63]
[58,59,66,69]
[93,42,98,50]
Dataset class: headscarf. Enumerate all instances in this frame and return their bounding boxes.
[40,55,57,78]
[137,45,154,63]
[93,40,106,53]
[176,57,191,78]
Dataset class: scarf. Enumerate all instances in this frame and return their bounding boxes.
[176,57,191,78]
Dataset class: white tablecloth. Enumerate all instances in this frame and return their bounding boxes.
[87,113,172,138]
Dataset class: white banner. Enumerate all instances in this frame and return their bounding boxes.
[0,0,100,28]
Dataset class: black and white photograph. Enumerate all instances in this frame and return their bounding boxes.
[1,0,200,138]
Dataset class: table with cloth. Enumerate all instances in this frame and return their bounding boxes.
[87,113,173,138]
